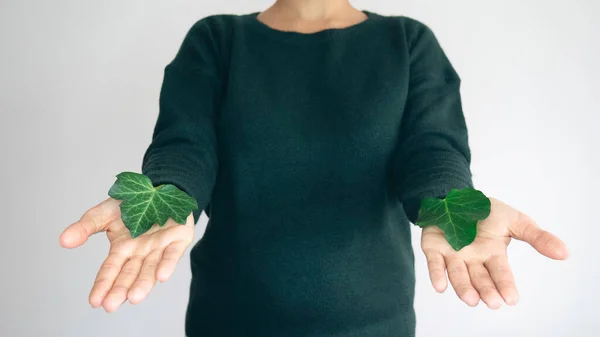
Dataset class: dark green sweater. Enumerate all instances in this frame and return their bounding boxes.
[141,10,473,337]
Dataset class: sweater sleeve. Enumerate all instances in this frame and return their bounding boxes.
[141,19,222,224]
[392,19,474,224]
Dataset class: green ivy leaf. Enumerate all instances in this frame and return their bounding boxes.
[108,171,198,238]
[415,188,491,251]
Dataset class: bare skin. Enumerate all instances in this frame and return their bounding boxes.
[421,197,569,309]
[59,197,194,312]
[257,0,368,33]
[59,0,569,313]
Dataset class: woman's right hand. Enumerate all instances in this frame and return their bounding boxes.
[59,197,195,312]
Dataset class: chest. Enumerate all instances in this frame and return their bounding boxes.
[215,36,411,179]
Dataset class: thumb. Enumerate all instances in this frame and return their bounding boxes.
[59,198,120,248]
[509,212,569,260]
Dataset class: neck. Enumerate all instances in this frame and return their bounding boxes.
[272,0,357,21]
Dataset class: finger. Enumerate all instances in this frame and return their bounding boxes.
[156,241,189,282]
[467,262,504,309]
[510,213,569,260]
[423,249,448,293]
[89,251,128,308]
[446,258,480,307]
[60,198,121,248]
[102,256,144,312]
[485,255,519,306]
[128,249,163,305]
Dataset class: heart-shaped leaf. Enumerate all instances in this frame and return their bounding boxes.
[108,172,198,238]
[415,188,491,251]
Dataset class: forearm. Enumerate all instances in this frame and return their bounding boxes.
[141,19,222,224]
[392,19,473,223]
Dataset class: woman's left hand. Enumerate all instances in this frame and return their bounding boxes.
[420,197,569,309]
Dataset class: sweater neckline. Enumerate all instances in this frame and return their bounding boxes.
[246,10,379,43]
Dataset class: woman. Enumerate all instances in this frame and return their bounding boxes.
[59,0,569,336]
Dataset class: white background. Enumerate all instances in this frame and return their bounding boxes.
[1,0,598,336]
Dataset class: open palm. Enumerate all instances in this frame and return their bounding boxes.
[420,197,569,309]
[59,197,195,312]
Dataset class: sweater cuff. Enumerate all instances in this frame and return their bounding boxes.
[397,152,474,224]
[142,150,213,224]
